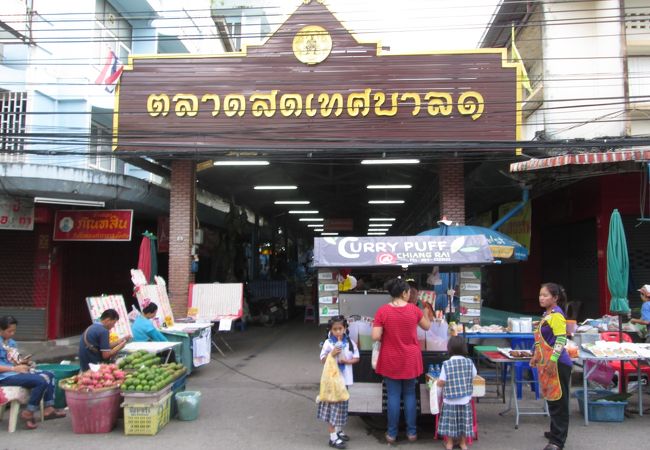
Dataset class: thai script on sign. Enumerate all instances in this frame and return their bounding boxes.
[146,89,485,121]
[77,216,129,231]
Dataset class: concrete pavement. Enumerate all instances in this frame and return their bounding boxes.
[1,321,649,449]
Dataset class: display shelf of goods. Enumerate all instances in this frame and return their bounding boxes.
[59,364,126,392]
[118,350,162,370]
[120,363,187,395]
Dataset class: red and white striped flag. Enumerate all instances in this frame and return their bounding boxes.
[95,49,124,92]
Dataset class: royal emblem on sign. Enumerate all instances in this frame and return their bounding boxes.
[292,25,332,65]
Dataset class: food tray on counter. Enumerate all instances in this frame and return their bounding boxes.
[497,347,533,360]
[581,342,639,358]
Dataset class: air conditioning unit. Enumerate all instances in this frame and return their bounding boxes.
[194,228,204,245]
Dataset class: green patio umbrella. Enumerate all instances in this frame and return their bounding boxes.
[607,209,630,315]
[607,209,630,395]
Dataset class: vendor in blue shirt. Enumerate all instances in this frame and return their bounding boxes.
[78,309,129,371]
[630,284,650,342]
[132,302,168,342]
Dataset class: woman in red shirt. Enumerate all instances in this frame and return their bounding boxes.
[372,278,431,444]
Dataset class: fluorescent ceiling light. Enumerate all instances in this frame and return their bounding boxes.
[368,229,389,232]
[34,197,105,207]
[368,232,386,236]
[369,218,396,221]
[361,159,420,165]
[214,160,269,166]
[307,224,323,228]
[367,185,412,189]
[274,200,310,205]
[254,185,297,190]
[289,210,319,214]
[299,218,324,222]
[369,224,393,227]
[321,232,339,236]
[368,200,405,204]
[313,228,324,232]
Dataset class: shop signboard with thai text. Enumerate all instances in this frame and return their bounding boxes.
[53,209,133,241]
[313,235,493,267]
[0,194,34,231]
[113,1,519,154]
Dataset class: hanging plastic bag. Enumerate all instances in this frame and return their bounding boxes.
[348,321,361,348]
[584,360,615,387]
[318,354,350,403]
[426,320,448,351]
[429,381,441,414]
[371,341,381,370]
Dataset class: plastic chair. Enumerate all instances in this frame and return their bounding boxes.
[0,387,45,433]
[502,337,540,400]
[599,332,650,393]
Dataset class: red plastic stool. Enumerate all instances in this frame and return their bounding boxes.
[304,305,316,323]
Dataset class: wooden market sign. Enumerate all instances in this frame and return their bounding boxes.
[113,0,521,153]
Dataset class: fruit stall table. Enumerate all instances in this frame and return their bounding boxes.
[161,323,212,374]
[123,341,181,364]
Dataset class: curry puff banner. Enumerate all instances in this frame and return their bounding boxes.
[313,235,493,267]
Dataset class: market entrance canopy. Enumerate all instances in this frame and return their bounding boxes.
[510,149,650,172]
[313,235,494,267]
[113,0,520,154]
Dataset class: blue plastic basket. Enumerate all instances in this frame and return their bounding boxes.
[573,389,627,422]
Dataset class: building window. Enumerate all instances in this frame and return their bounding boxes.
[95,0,132,62]
[0,90,27,162]
[227,20,242,51]
[89,121,118,172]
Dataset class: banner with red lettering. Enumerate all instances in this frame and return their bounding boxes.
[53,209,133,241]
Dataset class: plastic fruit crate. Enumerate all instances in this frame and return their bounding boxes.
[122,384,172,405]
[573,389,627,422]
[123,392,172,435]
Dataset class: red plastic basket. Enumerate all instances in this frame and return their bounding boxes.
[64,388,121,433]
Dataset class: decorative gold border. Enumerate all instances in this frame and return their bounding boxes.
[113,1,522,154]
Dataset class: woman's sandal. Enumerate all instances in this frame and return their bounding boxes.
[43,410,66,420]
[20,413,38,430]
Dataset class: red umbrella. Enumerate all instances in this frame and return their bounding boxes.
[138,233,152,283]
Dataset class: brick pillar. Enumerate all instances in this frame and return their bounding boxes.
[438,159,465,225]
[169,160,196,318]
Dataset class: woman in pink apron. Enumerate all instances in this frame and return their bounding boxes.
[530,283,572,450]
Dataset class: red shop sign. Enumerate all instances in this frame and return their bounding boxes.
[53,209,133,241]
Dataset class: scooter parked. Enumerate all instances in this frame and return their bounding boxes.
[246,296,286,327]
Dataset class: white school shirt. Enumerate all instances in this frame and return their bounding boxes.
[320,338,360,386]
[439,355,477,405]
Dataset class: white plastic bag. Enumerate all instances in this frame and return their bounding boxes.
[371,341,381,370]
[429,381,441,414]
[426,320,448,351]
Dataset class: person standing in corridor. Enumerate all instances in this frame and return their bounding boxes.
[372,277,431,444]
[531,282,572,450]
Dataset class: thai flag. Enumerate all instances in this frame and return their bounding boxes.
[95,49,124,93]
